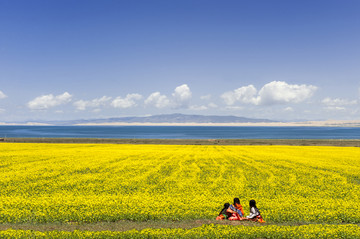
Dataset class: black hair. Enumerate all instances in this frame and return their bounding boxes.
[223,203,230,209]
[249,199,256,208]
[234,198,240,205]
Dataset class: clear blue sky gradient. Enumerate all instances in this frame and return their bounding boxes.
[1,0,359,122]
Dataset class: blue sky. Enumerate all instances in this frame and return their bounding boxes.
[1,0,359,122]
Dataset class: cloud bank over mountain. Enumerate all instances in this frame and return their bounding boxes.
[221,81,317,106]
[2,80,353,122]
[27,92,72,110]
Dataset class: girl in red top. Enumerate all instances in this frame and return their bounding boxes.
[227,198,245,220]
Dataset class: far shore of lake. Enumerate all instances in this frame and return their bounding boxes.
[2,119,360,127]
[73,120,360,127]
[2,138,360,147]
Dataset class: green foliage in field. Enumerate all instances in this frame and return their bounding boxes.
[0,224,359,238]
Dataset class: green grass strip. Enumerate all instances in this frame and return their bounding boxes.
[0,224,359,238]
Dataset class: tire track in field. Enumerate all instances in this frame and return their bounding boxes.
[219,146,279,199]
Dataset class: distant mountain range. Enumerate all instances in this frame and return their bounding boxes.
[3,114,360,127]
[48,113,277,125]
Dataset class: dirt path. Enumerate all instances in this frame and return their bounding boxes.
[2,220,358,232]
[0,220,250,232]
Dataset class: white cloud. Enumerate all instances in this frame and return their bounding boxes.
[111,93,142,108]
[73,100,88,111]
[0,90,7,99]
[145,92,170,108]
[145,84,193,109]
[284,107,294,112]
[258,81,317,105]
[74,96,112,110]
[200,94,212,100]
[322,97,357,106]
[0,108,5,113]
[189,105,208,111]
[322,97,357,112]
[208,103,218,108]
[324,106,346,111]
[225,106,244,110]
[222,81,317,106]
[172,84,192,108]
[27,92,72,110]
[221,85,258,105]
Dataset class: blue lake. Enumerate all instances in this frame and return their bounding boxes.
[0,126,359,139]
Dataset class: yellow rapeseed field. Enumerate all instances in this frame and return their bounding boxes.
[0,143,359,226]
[1,142,359,238]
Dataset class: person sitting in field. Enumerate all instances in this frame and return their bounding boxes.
[246,199,265,223]
[227,198,245,221]
[216,203,231,220]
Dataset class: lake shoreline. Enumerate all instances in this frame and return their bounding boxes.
[2,137,360,147]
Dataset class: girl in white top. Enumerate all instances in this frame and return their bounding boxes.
[246,199,265,223]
